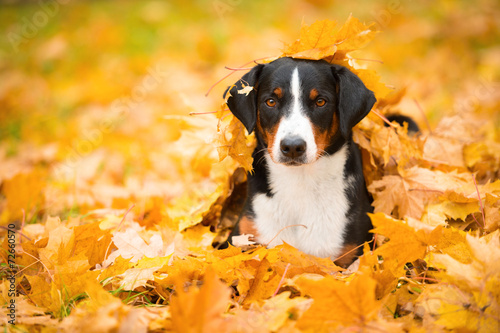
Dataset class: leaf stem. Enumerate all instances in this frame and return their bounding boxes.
[471,174,485,229]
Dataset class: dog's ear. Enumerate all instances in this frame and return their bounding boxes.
[225,64,264,134]
[331,65,376,139]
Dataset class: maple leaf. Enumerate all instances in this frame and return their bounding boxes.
[368,167,472,219]
[282,16,377,61]
[230,291,313,332]
[282,19,339,60]
[170,269,232,333]
[244,257,283,304]
[0,168,46,223]
[417,283,500,332]
[102,227,166,267]
[213,114,256,172]
[59,279,155,333]
[295,273,382,330]
[370,213,441,275]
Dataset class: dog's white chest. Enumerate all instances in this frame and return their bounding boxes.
[252,146,351,258]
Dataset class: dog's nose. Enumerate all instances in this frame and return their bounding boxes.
[280,136,307,159]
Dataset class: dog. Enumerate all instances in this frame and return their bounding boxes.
[222,57,383,267]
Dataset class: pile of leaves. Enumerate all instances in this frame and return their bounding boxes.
[1,10,500,333]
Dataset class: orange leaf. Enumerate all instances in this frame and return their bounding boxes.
[170,269,232,333]
[282,19,339,60]
[213,114,256,172]
[295,273,382,330]
[282,16,377,61]
[370,213,441,275]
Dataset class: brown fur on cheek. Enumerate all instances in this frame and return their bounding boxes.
[256,112,281,161]
[313,113,339,159]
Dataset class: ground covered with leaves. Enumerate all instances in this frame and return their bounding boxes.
[1,1,500,332]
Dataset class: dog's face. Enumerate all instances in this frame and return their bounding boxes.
[226,58,376,166]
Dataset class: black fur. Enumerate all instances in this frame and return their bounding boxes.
[386,114,420,132]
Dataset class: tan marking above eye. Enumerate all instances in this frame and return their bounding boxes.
[309,88,319,100]
[266,98,276,107]
[273,87,283,99]
[316,98,326,107]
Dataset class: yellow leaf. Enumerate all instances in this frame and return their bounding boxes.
[417,283,499,333]
[424,201,479,225]
[437,227,473,264]
[483,192,500,232]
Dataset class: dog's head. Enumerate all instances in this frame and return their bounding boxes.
[225,57,376,166]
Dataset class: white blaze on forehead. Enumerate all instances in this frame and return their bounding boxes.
[271,67,318,163]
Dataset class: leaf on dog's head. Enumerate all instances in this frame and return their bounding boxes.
[282,19,338,60]
[281,15,377,61]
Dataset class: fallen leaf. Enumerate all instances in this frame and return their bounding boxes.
[170,269,232,333]
[295,273,382,330]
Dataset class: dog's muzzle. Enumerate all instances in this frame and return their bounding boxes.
[277,136,308,165]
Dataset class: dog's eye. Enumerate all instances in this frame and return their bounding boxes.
[265,98,276,107]
[316,98,326,107]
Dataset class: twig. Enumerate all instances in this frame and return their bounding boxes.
[264,224,307,247]
[372,233,377,252]
[0,226,32,242]
[205,57,269,96]
[21,208,26,244]
[224,66,255,71]
[372,109,397,128]
[349,57,384,64]
[189,111,217,116]
[333,241,371,264]
[413,98,432,133]
[273,263,291,297]
[103,205,136,263]
[117,204,135,232]
[22,251,54,281]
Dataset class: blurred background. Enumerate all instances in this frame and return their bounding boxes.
[0,0,499,224]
